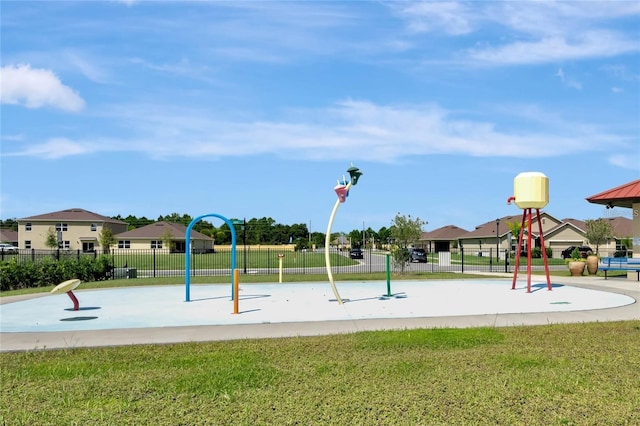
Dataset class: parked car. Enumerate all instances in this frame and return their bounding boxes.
[349,248,363,259]
[561,245,592,259]
[0,243,18,253]
[408,248,427,263]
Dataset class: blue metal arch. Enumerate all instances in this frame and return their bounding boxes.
[185,213,236,302]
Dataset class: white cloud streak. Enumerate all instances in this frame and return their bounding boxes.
[392,1,640,66]
[0,64,85,111]
[4,100,626,162]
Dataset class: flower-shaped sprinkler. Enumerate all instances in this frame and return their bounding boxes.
[325,164,363,304]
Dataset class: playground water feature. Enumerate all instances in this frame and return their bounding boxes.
[1,279,635,333]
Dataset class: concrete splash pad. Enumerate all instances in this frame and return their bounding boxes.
[1,279,635,333]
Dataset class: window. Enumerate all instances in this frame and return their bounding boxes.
[61,241,70,249]
[55,223,68,232]
[25,222,32,231]
[91,223,97,231]
[151,240,163,249]
[25,240,31,249]
[118,240,131,249]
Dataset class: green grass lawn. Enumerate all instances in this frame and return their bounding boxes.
[1,321,638,425]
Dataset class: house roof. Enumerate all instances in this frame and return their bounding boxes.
[604,216,633,237]
[538,216,632,240]
[19,208,127,225]
[558,218,586,231]
[0,229,18,242]
[586,179,640,209]
[461,213,555,239]
[115,221,212,240]
[421,225,469,241]
[544,220,586,239]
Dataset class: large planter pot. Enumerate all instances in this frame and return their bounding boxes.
[586,255,599,275]
[568,261,586,277]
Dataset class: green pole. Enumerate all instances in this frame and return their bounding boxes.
[386,253,391,297]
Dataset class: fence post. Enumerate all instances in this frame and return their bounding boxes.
[504,249,508,273]
[489,248,493,272]
[153,249,156,278]
[461,247,464,273]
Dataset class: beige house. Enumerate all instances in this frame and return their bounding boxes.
[545,216,632,256]
[17,208,128,251]
[0,229,18,246]
[457,212,563,258]
[420,212,632,259]
[419,225,470,252]
[113,221,214,253]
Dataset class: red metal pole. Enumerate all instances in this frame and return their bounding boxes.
[66,290,79,311]
[536,209,552,290]
[512,210,527,289]
[527,209,533,293]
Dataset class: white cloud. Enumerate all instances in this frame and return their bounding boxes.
[4,100,623,163]
[611,87,623,93]
[6,138,92,159]
[467,31,638,66]
[555,67,582,90]
[65,51,110,84]
[393,2,640,66]
[608,154,640,170]
[394,2,474,35]
[0,64,85,111]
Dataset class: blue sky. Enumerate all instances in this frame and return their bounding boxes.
[1,1,639,234]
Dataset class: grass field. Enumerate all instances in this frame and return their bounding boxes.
[1,271,636,424]
[1,321,639,425]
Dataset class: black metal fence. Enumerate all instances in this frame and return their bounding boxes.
[3,246,625,279]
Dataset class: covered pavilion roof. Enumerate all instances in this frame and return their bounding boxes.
[586,179,640,209]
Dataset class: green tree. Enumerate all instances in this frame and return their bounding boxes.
[0,218,18,231]
[99,225,117,254]
[506,220,522,239]
[161,229,176,252]
[44,227,59,249]
[348,229,363,248]
[585,218,613,255]
[377,226,391,249]
[389,213,426,273]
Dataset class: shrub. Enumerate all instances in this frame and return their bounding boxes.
[0,255,112,292]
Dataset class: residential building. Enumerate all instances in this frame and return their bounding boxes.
[17,208,128,251]
[113,221,214,252]
[420,213,633,259]
[419,225,470,252]
[0,229,18,246]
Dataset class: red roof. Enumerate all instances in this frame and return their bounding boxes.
[586,179,640,208]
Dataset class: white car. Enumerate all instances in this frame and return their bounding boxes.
[0,243,18,252]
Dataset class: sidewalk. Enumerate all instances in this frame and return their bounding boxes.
[1,276,638,352]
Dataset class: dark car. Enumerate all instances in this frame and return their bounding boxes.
[349,248,363,259]
[408,248,427,263]
[561,245,593,259]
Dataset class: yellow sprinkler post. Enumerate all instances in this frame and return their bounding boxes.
[233,269,239,314]
[278,254,285,283]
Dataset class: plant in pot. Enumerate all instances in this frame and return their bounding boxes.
[566,247,586,276]
[585,250,599,275]
[585,218,613,275]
